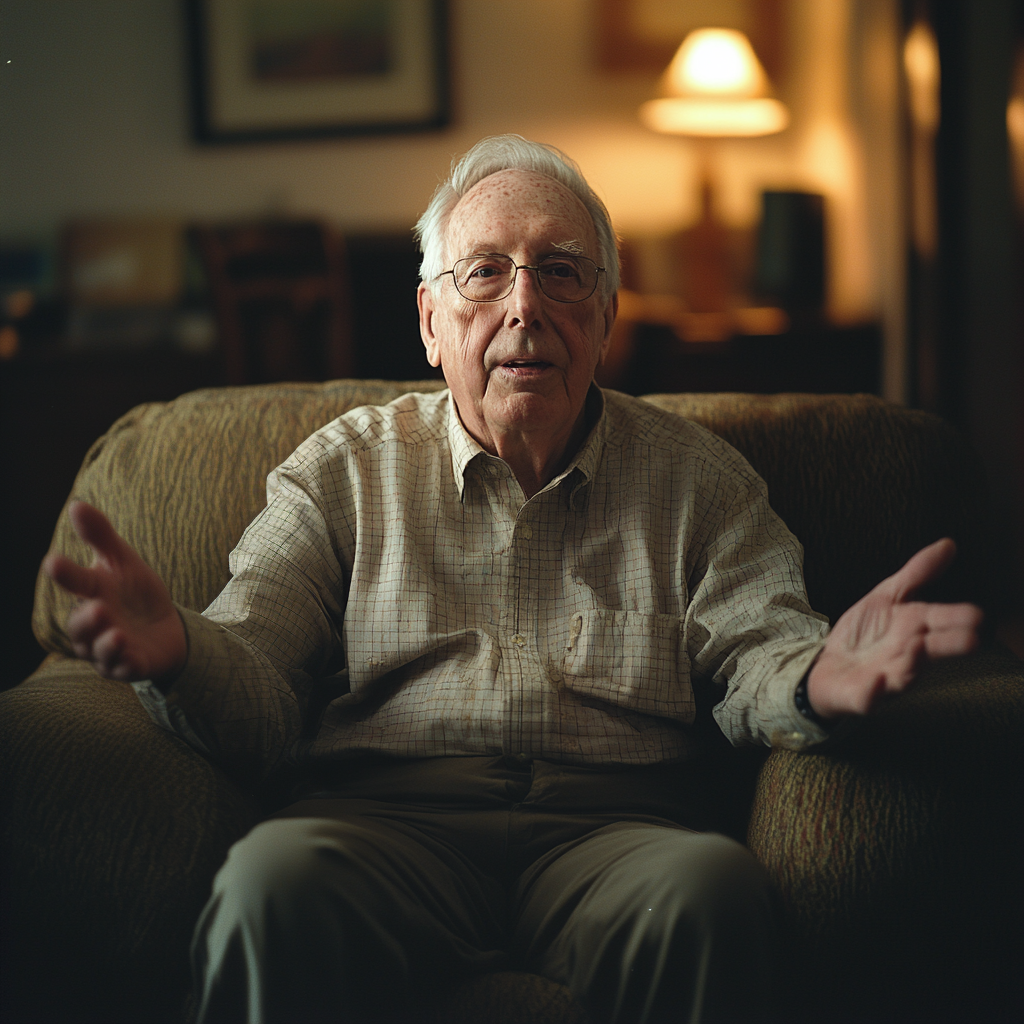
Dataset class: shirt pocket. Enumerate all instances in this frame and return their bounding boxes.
[561,609,694,723]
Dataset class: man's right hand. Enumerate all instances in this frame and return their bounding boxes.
[43,500,187,684]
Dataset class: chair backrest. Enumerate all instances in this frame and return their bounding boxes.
[191,221,354,385]
[643,391,999,622]
[33,383,1000,657]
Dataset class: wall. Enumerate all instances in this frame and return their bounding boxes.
[1,0,902,384]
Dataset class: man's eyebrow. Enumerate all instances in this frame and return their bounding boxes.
[455,242,588,260]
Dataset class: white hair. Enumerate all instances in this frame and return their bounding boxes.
[413,134,620,295]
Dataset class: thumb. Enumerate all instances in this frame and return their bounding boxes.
[42,550,102,598]
[884,537,957,603]
[68,500,132,566]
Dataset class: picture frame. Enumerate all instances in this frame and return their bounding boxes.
[185,0,450,144]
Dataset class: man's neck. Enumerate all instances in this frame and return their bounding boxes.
[454,388,599,500]
[490,413,589,499]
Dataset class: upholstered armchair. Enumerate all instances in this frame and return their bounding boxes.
[2,380,1021,1023]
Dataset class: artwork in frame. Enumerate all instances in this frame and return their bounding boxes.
[186,0,449,143]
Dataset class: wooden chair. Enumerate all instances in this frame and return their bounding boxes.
[191,221,354,384]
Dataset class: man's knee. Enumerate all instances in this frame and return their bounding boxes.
[538,828,780,1022]
[211,817,373,925]
[576,827,774,935]
[195,817,411,1023]
[650,830,775,927]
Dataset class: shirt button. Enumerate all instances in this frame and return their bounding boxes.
[511,633,527,648]
[518,524,533,540]
[487,465,499,477]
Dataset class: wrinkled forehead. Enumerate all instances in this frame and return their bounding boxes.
[445,169,598,257]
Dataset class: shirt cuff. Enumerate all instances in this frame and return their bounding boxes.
[766,643,833,751]
[130,605,235,757]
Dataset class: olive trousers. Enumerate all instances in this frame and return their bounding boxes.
[191,756,780,1024]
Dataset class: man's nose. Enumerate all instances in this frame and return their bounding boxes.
[504,265,544,329]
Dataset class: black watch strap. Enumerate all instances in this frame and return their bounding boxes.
[794,672,831,728]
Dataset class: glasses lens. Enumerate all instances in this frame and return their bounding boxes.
[536,256,597,301]
[450,254,599,302]
[453,255,515,300]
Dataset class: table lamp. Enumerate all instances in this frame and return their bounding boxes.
[639,28,789,338]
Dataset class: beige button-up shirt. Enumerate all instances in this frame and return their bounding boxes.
[138,389,829,782]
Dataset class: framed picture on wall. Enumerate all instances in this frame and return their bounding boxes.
[185,0,449,143]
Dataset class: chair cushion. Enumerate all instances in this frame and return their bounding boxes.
[0,655,260,1022]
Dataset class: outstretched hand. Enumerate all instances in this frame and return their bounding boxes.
[43,501,187,684]
[807,538,983,720]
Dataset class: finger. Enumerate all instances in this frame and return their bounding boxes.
[923,627,980,659]
[880,635,928,694]
[44,552,102,599]
[68,500,131,567]
[67,599,113,648]
[922,603,983,658]
[882,538,958,602]
[924,602,984,631]
[93,627,129,678]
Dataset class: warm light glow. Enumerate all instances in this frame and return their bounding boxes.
[1011,45,1024,215]
[662,28,767,98]
[904,21,940,132]
[640,97,789,137]
[1009,96,1024,141]
[642,28,787,138]
[1009,96,1024,215]
[904,20,940,259]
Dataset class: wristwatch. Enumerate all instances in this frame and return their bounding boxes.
[794,672,831,728]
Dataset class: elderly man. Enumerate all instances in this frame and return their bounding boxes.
[46,136,980,1024]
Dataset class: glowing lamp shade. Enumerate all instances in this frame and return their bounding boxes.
[640,28,788,138]
[641,97,788,136]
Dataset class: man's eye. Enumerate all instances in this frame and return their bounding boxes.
[459,259,508,281]
[540,260,581,280]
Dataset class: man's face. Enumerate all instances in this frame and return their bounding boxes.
[418,169,616,452]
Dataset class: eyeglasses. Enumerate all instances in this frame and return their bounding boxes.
[438,253,606,303]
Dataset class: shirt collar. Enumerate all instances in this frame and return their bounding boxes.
[446,385,607,502]
[446,393,483,500]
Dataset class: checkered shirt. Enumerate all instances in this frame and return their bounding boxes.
[136,388,830,781]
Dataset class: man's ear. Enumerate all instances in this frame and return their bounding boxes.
[418,283,442,368]
[597,291,619,365]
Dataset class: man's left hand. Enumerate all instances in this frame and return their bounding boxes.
[807,538,983,720]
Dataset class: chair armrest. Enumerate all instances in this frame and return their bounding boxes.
[748,645,1024,1021]
[0,656,260,1022]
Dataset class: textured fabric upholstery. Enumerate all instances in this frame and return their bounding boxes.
[640,392,999,623]
[3,380,1021,1023]
[1,657,260,1023]
[749,646,1024,1020]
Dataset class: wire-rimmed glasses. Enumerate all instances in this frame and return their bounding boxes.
[438,254,605,303]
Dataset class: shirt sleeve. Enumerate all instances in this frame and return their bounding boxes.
[136,445,352,784]
[682,464,832,750]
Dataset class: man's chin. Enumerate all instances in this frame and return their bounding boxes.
[488,387,576,432]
